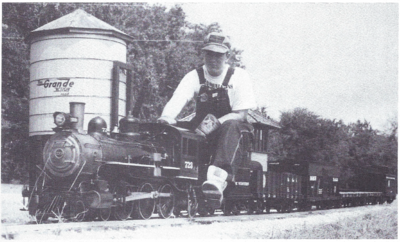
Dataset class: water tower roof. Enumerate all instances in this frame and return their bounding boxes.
[27,9,133,43]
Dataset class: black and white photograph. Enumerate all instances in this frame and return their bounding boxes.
[1,2,397,240]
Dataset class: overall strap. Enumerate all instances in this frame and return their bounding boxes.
[196,67,206,85]
[222,67,235,87]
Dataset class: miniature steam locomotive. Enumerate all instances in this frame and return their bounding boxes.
[23,102,266,222]
[22,102,396,223]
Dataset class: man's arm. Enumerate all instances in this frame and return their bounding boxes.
[218,109,248,124]
[158,71,198,124]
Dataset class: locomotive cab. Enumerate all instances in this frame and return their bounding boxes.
[225,131,264,199]
[137,123,208,181]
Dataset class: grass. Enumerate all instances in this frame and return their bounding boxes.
[267,205,398,239]
[250,201,398,239]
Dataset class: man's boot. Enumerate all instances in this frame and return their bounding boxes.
[201,165,228,209]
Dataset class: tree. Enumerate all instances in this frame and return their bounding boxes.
[347,120,378,167]
[347,119,397,170]
[278,108,322,163]
[277,108,352,167]
[272,108,397,186]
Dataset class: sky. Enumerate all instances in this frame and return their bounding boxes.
[164,2,398,131]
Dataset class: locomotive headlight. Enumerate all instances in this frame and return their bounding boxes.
[54,112,67,126]
[53,111,78,129]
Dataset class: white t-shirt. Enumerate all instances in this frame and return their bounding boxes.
[160,64,257,124]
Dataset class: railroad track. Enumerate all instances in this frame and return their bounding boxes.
[1,206,363,237]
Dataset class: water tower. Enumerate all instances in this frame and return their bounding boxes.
[26,9,134,186]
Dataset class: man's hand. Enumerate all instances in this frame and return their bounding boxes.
[195,114,221,136]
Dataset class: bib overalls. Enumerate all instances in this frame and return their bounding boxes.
[190,66,254,177]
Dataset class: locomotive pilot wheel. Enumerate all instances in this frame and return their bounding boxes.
[73,200,86,222]
[35,207,49,224]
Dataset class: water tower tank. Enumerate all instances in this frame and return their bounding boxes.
[27,9,133,136]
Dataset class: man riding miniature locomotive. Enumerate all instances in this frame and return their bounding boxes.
[158,32,257,209]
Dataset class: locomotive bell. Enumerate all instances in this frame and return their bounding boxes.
[119,111,140,139]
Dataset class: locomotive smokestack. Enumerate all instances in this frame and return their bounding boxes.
[70,102,85,133]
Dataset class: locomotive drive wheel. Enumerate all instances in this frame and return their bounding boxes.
[134,182,155,220]
[157,183,175,219]
[99,208,112,221]
[113,183,135,221]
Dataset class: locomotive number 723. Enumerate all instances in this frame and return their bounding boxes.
[185,161,194,169]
